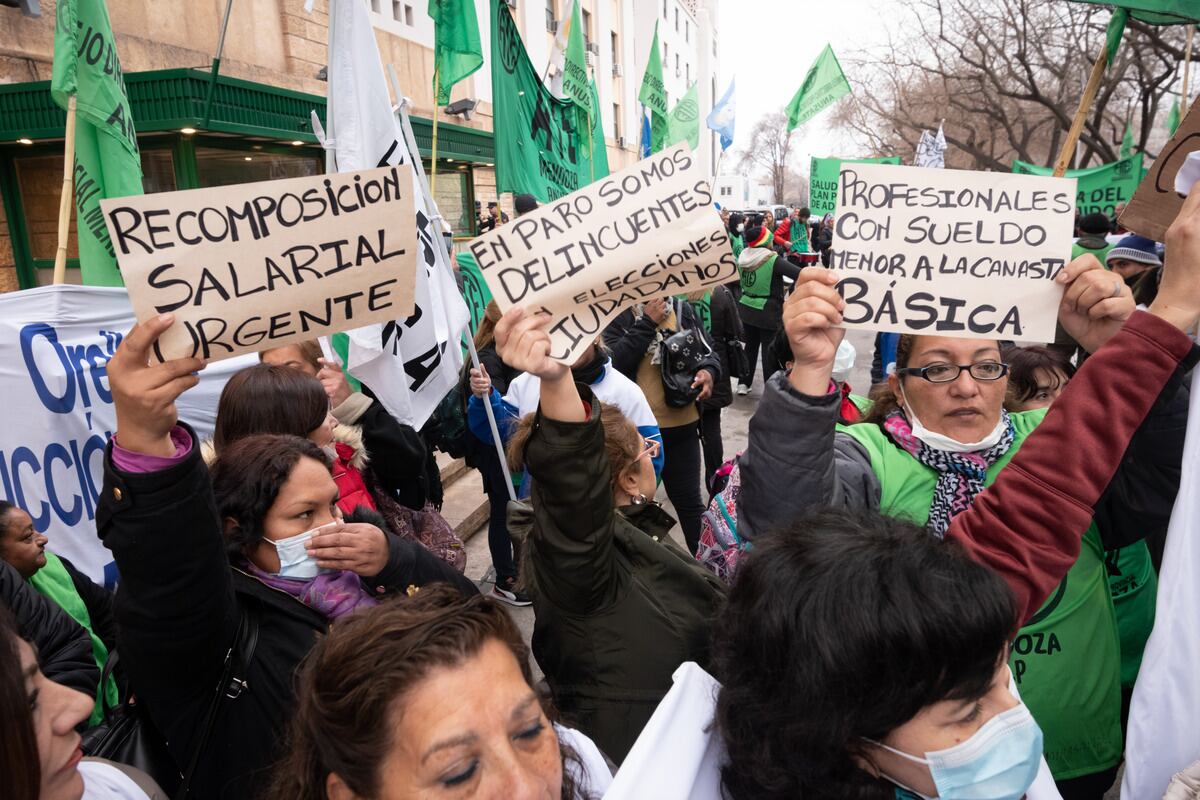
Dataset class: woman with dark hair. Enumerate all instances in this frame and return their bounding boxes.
[0,607,162,800]
[267,586,610,799]
[497,306,725,764]
[1002,345,1077,412]
[214,364,465,571]
[97,320,477,799]
[733,238,1200,799]
[713,214,1200,798]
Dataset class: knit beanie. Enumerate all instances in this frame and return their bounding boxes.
[744,226,771,248]
[1106,235,1162,267]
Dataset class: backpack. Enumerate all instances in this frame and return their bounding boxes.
[425,384,469,459]
[696,455,750,584]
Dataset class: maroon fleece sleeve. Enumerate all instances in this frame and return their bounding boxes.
[947,311,1197,625]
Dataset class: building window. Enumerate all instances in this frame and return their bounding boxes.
[674,7,679,30]
[196,146,322,188]
[370,0,381,13]
[611,31,618,61]
[675,53,679,76]
[685,20,689,42]
[404,3,414,25]
[546,0,556,32]
[663,0,667,18]
[663,42,668,63]
[613,102,621,140]
[685,63,689,83]
[582,8,591,51]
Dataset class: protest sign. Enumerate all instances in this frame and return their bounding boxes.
[831,162,1075,342]
[0,285,250,584]
[469,143,735,363]
[1120,96,1200,242]
[100,165,417,363]
[810,156,901,217]
[1013,153,1144,217]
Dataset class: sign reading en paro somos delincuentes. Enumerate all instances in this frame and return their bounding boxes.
[832,163,1076,343]
[470,144,736,363]
[101,165,418,362]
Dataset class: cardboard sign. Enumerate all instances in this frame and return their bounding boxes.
[1121,97,1200,243]
[832,163,1075,342]
[469,144,735,362]
[100,165,417,362]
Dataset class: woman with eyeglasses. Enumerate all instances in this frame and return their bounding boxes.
[499,306,726,765]
[733,255,1194,800]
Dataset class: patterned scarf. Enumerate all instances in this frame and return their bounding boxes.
[243,562,379,620]
[882,409,1016,537]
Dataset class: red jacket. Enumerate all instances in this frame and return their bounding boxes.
[947,311,1196,625]
[773,218,795,250]
[332,441,376,515]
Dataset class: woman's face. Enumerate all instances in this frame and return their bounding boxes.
[0,509,47,579]
[888,336,1007,443]
[1010,367,1070,412]
[356,638,562,799]
[868,660,1019,796]
[16,635,93,800]
[247,456,342,573]
[260,345,319,378]
[308,410,338,448]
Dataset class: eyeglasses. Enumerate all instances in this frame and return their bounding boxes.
[637,438,662,461]
[897,361,1010,384]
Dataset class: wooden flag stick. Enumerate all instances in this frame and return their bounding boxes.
[1053,47,1108,177]
[1183,26,1195,110]
[53,95,78,285]
[431,69,441,197]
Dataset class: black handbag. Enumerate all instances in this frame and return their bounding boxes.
[724,337,750,385]
[658,300,714,407]
[81,606,260,800]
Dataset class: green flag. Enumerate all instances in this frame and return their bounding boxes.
[1167,99,1181,135]
[490,0,601,200]
[51,0,142,287]
[638,22,668,152]
[1068,1,1200,25]
[1013,153,1144,216]
[561,0,590,111]
[429,0,484,105]
[666,83,700,150]
[1104,8,1129,64]
[588,80,610,179]
[786,44,852,131]
[1120,120,1134,159]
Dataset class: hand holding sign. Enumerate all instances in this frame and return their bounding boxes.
[108,314,206,458]
[1056,256,1134,354]
[1151,183,1200,334]
[781,268,846,396]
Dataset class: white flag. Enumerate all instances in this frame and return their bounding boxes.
[547,0,573,96]
[1122,369,1200,799]
[324,0,469,427]
[915,122,947,169]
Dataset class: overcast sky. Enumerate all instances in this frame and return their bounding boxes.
[716,0,901,172]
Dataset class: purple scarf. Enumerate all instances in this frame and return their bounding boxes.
[881,408,1015,537]
[243,562,378,620]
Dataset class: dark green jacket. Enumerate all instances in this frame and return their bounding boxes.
[511,387,726,762]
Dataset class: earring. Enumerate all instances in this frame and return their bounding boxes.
[630,493,648,506]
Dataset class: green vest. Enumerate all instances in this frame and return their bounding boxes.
[840,412,1122,780]
[1105,541,1157,688]
[730,233,744,261]
[30,552,118,725]
[790,220,810,254]
[1071,240,1113,264]
[738,254,777,311]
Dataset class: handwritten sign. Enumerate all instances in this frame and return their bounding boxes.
[1121,97,1200,243]
[100,166,417,362]
[469,144,735,362]
[832,163,1075,342]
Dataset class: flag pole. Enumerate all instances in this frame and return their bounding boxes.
[53,96,78,285]
[390,65,517,502]
[1183,25,1195,110]
[1053,46,1108,177]
[431,69,441,197]
[201,0,236,128]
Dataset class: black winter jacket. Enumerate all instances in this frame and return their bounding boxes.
[698,286,745,411]
[602,301,721,387]
[97,425,477,799]
[0,560,98,696]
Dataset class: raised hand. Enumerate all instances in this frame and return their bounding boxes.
[494,308,569,382]
[781,268,846,395]
[316,358,353,407]
[1056,255,1134,353]
[108,314,205,457]
[1150,179,1200,334]
[643,298,669,325]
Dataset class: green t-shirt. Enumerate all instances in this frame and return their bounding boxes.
[840,411,1123,780]
[1106,541,1157,688]
[30,552,118,725]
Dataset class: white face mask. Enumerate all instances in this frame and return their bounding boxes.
[267,521,339,579]
[832,339,857,385]
[899,384,1006,454]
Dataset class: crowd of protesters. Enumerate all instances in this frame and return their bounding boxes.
[6,183,1200,800]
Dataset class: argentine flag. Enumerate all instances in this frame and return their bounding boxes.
[706,78,736,151]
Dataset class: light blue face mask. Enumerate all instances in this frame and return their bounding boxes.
[871,704,1044,800]
[267,522,338,580]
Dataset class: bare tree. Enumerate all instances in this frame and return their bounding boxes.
[832,0,1188,171]
[735,112,796,203]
